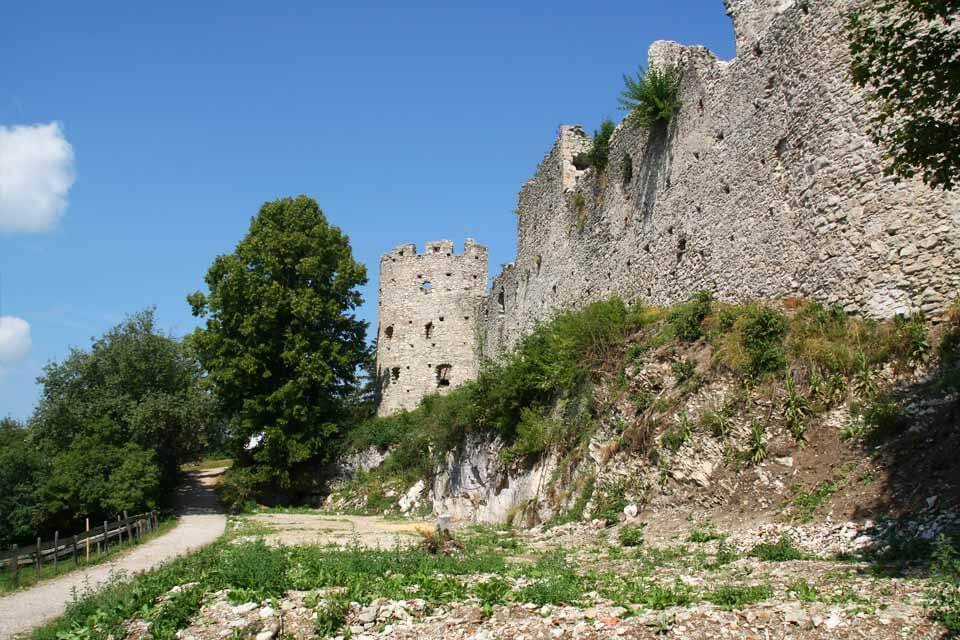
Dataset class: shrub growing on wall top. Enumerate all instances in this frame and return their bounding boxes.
[618,64,682,127]
[573,119,617,172]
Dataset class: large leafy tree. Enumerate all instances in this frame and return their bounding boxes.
[0,418,45,545]
[848,0,960,190]
[187,196,368,489]
[29,309,209,532]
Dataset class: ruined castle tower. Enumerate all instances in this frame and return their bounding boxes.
[375,239,488,416]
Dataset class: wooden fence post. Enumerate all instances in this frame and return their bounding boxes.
[53,531,59,570]
[85,518,90,562]
[35,537,41,576]
[101,521,107,555]
[122,512,128,545]
[72,535,79,565]
[10,544,18,587]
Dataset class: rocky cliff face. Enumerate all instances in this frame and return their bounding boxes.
[429,437,560,524]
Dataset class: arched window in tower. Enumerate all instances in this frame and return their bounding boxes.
[421,280,433,294]
[390,367,400,382]
[435,364,452,387]
[424,322,434,339]
[384,325,394,339]
[498,289,505,314]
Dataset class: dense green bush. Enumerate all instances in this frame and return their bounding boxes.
[217,466,264,513]
[668,291,713,341]
[739,305,788,376]
[619,64,682,127]
[619,524,646,547]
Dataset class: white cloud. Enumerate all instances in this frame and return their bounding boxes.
[0,122,75,232]
[0,316,31,362]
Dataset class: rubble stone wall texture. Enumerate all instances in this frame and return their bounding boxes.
[375,239,488,415]
[477,0,960,358]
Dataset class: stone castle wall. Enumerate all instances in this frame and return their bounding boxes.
[376,0,959,414]
[375,239,488,415]
[477,0,960,358]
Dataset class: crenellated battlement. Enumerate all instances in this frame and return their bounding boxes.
[381,239,488,262]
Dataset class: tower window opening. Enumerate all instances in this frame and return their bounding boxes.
[390,367,400,381]
[384,325,394,339]
[425,322,434,338]
[436,364,452,387]
[421,280,433,293]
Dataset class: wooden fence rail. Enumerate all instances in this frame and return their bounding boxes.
[0,511,159,587]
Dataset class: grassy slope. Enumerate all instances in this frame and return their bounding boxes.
[331,295,960,523]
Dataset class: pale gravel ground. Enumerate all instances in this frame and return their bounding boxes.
[0,468,227,640]
[248,513,430,548]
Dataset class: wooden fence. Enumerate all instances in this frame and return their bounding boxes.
[0,511,159,587]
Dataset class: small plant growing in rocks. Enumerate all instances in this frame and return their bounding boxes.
[314,594,350,638]
[671,358,696,385]
[783,371,810,444]
[750,534,807,561]
[619,524,646,547]
[747,420,768,464]
[788,578,821,602]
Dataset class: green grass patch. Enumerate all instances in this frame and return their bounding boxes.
[705,583,774,610]
[749,535,808,562]
[788,478,843,523]
[688,527,726,544]
[788,578,821,602]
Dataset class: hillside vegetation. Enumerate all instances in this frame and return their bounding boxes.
[328,294,960,526]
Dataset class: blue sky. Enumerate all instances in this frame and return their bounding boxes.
[0,1,735,419]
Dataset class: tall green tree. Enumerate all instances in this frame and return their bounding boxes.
[29,309,209,533]
[187,196,368,489]
[848,0,960,190]
[0,418,45,545]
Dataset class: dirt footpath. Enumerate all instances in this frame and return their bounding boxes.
[247,513,431,548]
[0,469,227,640]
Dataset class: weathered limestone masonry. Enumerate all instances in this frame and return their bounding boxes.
[477,0,960,358]
[374,0,958,415]
[376,239,488,415]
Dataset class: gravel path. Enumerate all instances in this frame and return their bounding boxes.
[0,468,227,639]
